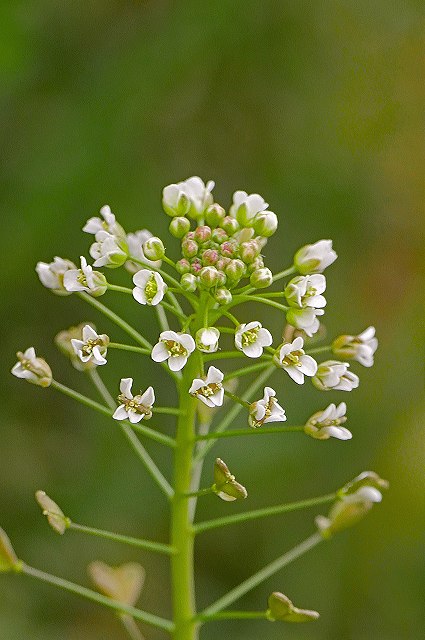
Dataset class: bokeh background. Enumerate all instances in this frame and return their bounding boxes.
[1,1,424,639]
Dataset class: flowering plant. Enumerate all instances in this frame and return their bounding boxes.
[3,176,386,639]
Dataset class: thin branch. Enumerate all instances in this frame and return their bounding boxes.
[195,425,304,441]
[69,522,175,555]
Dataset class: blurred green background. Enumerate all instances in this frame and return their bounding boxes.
[1,1,424,638]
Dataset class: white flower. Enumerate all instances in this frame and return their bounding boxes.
[304,402,352,440]
[112,378,155,423]
[89,230,127,268]
[229,190,269,226]
[35,257,76,295]
[189,366,224,408]
[195,327,220,353]
[294,240,337,274]
[273,337,317,384]
[162,176,214,218]
[249,387,286,428]
[132,270,166,306]
[315,486,383,538]
[235,321,272,358]
[71,325,109,366]
[11,347,52,387]
[285,274,327,308]
[312,360,359,391]
[151,331,195,371]
[83,205,125,238]
[332,326,378,367]
[125,229,162,274]
[286,307,325,337]
[63,256,107,296]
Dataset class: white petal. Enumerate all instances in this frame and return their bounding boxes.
[169,355,188,371]
[113,405,128,421]
[151,343,169,362]
[257,328,273,347]
[132,269,151,288]
[299,355,318,376]
[140,386,155,406]
[285,366,305,384]
[243,342,263,358]
[206,366,224,384]
[179,334,195,352]
[119,378,133,398]
[189,378,205,394]
[132,287,147,305]
[128,411,144,424]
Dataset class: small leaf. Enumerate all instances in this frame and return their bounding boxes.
[88,561,145,606]
[35,490,69,535]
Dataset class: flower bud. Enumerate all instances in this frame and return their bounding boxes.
[201,248,219,266]
[35,491,70,535]
[216,257,231,271]
[338,471,389,498]
[205,204,226,228]
[36,257,76,296]
[176,258,191,274]
[194,225,212,244]
[0,527,20,573]
[332,327,378,367]
[247,256,265,274]
[180,273,197,292]
[225,259,246,282]
[240,240,260,263]
[162,183,191,217]
[181,238,199,259]
[250,267,273,289]
[88,561,145,606]
[230,191,269,226]
[267,592,320,623]
[190,258,203,274]
[143,237,165,261]
[199,266,220,288]
[312,360,359,392]
[211,228,228,244]
[220,239,239,259]
[169,216,191,238]
[11,348,52,387]
[213,458,248,501]
[286,307,324,337]
[253,211,278,237]
[90,231,128,268]
[294,239,337,274]
[215,287,232,305]
[315,485,384,539]
[221,216,240,236]
[196,327,220,353]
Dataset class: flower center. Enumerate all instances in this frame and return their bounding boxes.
[118,394,152,419]
[82,338,103,356]
[281,349,303,367]
[77,271,88,287]
[301,286,317,305]
[144,275,158,303]
[242,326,259,346]
[163,340,187,357]
[197,382,222,398]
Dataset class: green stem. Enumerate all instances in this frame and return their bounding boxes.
[107,284,133,294]
[170,296,209,640]
[223,390,250,409]
[193,366,275,463]
[224,361,271,381]
[306,345,332,355]
[50,379,175,449]
[272,265,296,283]
[197,611,267,622]
[77,292,152,350]
[194,493,336,534]
[229,295,289,312]
[69,522,175,555]
[184,487,214,498]
[199,532,322,617]
[156,304,170,331]
[88,370,174,499]
[109,343,150,354]
[195,425,304,441]
[161,300,188,323]
[20,563,174,632]
[203,351,271,363]
[154,407,183,416]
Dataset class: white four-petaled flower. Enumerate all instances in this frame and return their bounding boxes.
[229,190,269,226]
[63,256,107,295]
[89,230,128,268]
[195,327,220,353]
[151,331,195,371]
[249,387,286,428]
[83,205,124,238]
[71,325,109,366]
[132,270,166,306]
[274,337,317,384]
[162,176,214,218]
[36,257,76,295]
[285,274,327,309]
[189,366,224,408]
[235,321,272,358]
[294,239,337,274]
[11,347,52,387]
[312,360,359,391]
[305,403,351,440]
[332,326,378,367]
[112,378,155,423]
[286,307,325,337]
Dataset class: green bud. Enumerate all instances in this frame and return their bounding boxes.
[211,228,228,244]
[215,287,232,305]
[225,259,246,282]
[240,240,260,263]
[90,271,108,296]
[88,560,145,607]
[199,266,220,288]
[201,249,219,266]
[250,267,273,288]
[221,216,240,236]
[35,490,70,535]
[213,458,248,501]
[176,258,191,274]
[143,237,165,261]
[169,216,191,239]
[0,527,20,573]
[267,592,319,623]
[253,211,278,237]
[205,204,226,228]
[247,256,265,274]
[181,238,199,259]
[194,225,212,244]
[180,273,197,292]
